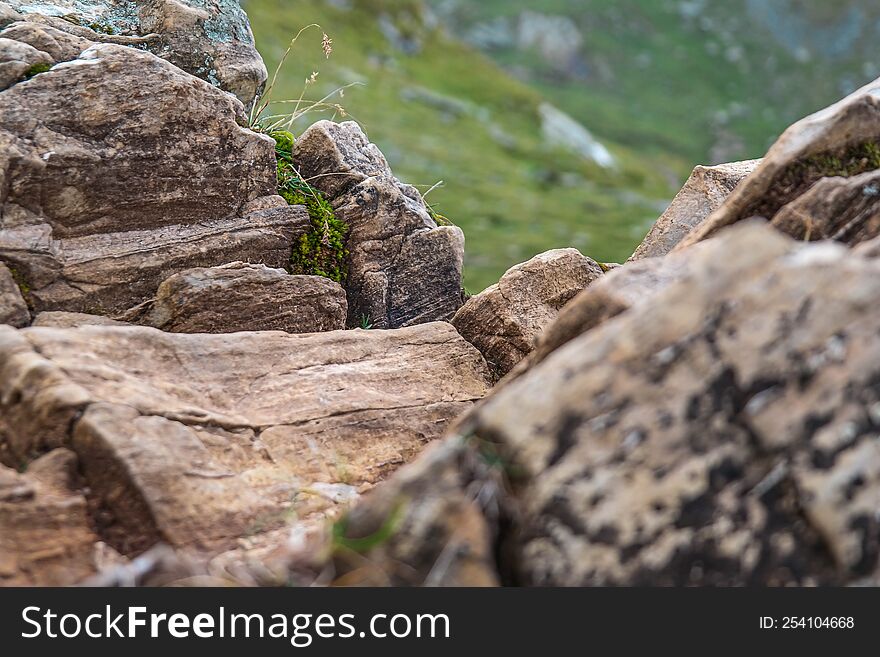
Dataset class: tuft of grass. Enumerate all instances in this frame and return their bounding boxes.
[359,314,373,329]
[23,62,51,79]
[331,500,406,554]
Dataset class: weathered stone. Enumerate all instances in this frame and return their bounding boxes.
[677,76,880,249]
[122,262,347,334]
[3,0,267,103]
[452,248,603,379]
[326,223,880,586]
[771,169,880,243]
[0,43,305,315]
[293,120,466,329]
[631,159,758,259]
[0,322,492,553]
[0,35,52,90]
[32,311,129,328]
[0,262,28,327]
[0,448,100,586]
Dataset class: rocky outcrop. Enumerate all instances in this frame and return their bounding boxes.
[452,248,603,379]
[122,262,347,334]
[632,159,759,259]
[324,223,880,586]
[0,42,307,316]
[0,322,492,559]
[1,0,267,103]
[0,448,101,586]
[677,75,880,249]
[32,311,130,328]
[292,120,466,329]
[0,262,28,327]
[0,34,52,90]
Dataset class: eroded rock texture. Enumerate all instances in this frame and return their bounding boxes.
[0,261,28,326]
[326,223,880,586]
[632,159,758,259]
[122,262,347,334]
[0,322,492,560]
[1,0,266,103]
[452,248,603,379]
[0,43,307,316]
[293,120,466,329]
[677,75,880,249]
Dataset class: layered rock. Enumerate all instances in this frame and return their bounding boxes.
[0,42,307,316]
[631,159,758,259]
[0,262,28,327]
[451,248,603,379]
[292,120,465,329]
[122,262,347,334]
[0,448,101,586]
[1,0,267,103]
[0,322,492,556]
[326,223,880,586]
[677,75,880,249]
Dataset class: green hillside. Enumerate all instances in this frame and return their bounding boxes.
[246,0,675,292]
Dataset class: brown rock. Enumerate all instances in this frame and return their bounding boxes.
[677,76,880,249]
[122,262,347,334]
[32,311,129,328]
[0,43,306,315]
[0,448,100,586]
[0,35,52,90]
[293,121,465,329]
[323,223,880,586]
[771,169,880,243]
[0,322,492,554]
[0,262,28,327]
[452,248,603,379]
[631,159,758,259]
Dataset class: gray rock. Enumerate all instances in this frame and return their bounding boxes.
[2,0,267,104]
[293,120,466,329]
[124,262,348,334]
[452,248,603,379]
[0,262,28,327]
[32,311,129,328]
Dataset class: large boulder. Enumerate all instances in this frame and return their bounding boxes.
[292,120,466,329]
[324,223,880,586]
[631,159,758,259]
[677,75,880,249]
[0,42,307,316]
[1,0,266,103]
[452,248,603,379]
[0,262,28,326]
[122,262,347,334]
[0,322,492,556]
[0,448,101,586]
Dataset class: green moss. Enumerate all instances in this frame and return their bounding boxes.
[271,130,349,282]
[427,206,452,226]
[23,62,51,79]
[6,265,32,309]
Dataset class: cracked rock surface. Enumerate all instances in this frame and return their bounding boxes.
[0,321,492,572]
[293,120,466,329]
[325,223,880,586]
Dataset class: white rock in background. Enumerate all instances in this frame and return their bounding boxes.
[539,102,615,168]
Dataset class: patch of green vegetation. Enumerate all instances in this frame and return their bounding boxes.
[359,314,374,329]
[331,500,406,554]
[270,130,349,282]
[6,265,31,307]
[23,62,51,79]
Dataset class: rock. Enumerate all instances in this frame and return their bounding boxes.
[0,43,307,316]
[677,75,880,249]
[771,169,880,243]
[121,262,347,334]
[0,322,492,554]
[0,262,28,327]
[538,103,614,168]
[292,120,466,329]
[325,223,880,586]
[0,448,100,586]
[32,311,129,328]
[0,36,52,90]
[3,0,267,104]
[452,248,603,379]
[631,159,759,259]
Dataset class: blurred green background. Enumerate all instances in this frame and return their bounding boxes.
[245,0,880,291]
